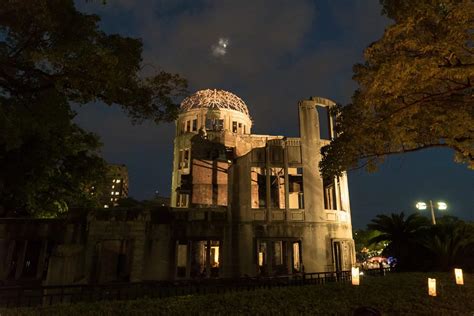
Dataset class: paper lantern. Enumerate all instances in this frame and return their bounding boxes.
[351,267,360,285]
[428,278,436,296]
[454,268,464,285]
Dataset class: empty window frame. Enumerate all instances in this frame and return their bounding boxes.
[292,242,301,272]
[192,119,198,132]
[176,193,189,208]
[206,240,220,277]
[232,121,238,133]
[178,149,190,170]
[216,119,224,131]
[179,240,221,279]
[176,243,188,278]
[316,106,333,140]
[206,118,224,131]
[258,241,267,267]
[251,147,265,162]
[257,240,301,276]
[288,167,304,209]
[270,168,285,209]
[336,177,343,211]
[186,120,191,132]
[323,177,337,210]
[269,146,283,163]
[251,167,267,209]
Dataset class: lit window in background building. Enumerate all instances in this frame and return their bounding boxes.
[116,179,121,183]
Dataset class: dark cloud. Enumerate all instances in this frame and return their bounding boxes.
[74,0,473,225]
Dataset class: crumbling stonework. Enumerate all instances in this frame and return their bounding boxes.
[0,90,355,286]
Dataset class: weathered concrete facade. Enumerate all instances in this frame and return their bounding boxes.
[0,89,354,286]
[170,89,355,278]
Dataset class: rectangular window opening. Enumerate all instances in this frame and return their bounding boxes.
[323,177,337,210]
[292,242,301,272]
[251,167,267,209]
[257,241,267,275]
[176,243,187,278]
[288,167,304,209]
[269,146,283,163]
[176,193,189,208]
[270,167,285,209]
[178,148,190,170]
[206,118,224,131]
[187,120,192,132]
[316,106,332,140]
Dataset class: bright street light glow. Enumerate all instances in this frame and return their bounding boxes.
[437,202,447,210]
[416,202,427,210]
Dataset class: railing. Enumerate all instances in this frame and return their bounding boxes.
[0,269,389,308]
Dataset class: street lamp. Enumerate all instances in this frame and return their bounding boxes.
[415,200,447,225]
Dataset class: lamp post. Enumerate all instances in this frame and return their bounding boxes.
[415,200,447,225]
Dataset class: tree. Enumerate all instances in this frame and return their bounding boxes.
[320,0,474,178]
[367,212,430,269]
[0,0,187,216]
[353,229,386,262]
[420,219,474,271]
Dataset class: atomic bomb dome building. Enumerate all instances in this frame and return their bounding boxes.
[0,89,355,286]
[169,89,355,278]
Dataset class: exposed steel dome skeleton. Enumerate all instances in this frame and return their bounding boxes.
[180,89,250,117]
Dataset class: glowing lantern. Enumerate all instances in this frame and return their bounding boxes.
[351,267,360,285]
[454,268,464,285]
[428,278,436,296]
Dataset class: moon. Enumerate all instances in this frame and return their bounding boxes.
[212,37,229,57]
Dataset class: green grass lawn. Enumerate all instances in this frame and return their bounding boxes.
[2,272,473,315]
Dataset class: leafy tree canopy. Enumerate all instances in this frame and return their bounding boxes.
[0,0,187,216]
[320,0,474,177]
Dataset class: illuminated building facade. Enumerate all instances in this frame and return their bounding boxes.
[169,89,355,278]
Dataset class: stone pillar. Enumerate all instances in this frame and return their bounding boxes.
[299,97,349,272]
[14,240,28,280]
[128,213,149,282]
[35,240,48,280]
[298,100,324,223]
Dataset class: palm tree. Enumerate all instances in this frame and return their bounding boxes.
[367,212,430,269]
[421,221,474,271]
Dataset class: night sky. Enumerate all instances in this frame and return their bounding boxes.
[74,0,473,228]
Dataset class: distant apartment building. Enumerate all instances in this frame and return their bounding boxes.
[102,164,129,208]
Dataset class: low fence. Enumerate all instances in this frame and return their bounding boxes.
[0,268,390,308]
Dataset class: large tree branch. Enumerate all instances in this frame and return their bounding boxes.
[375,83,473,124]
[354,143,453,161]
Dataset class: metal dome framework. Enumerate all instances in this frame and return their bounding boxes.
[180,89,250,117]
